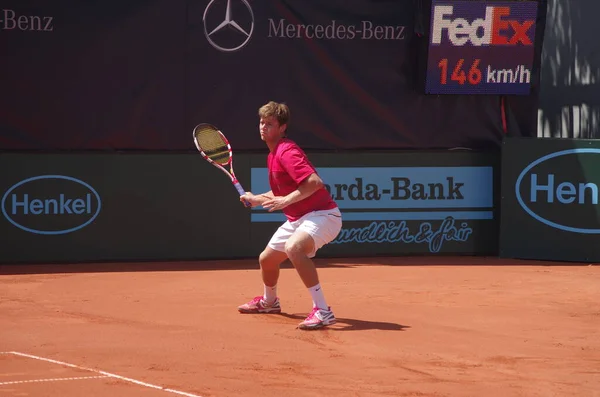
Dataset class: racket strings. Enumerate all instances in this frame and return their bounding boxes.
[207,150,230,165]
[195,129,231,165]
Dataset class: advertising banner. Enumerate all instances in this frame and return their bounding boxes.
[1,151,499,263]
[425,0,539,95]
[0,0,547,152]
[0,153,254,263]
[500,137,600,262]
[250,151,500,257]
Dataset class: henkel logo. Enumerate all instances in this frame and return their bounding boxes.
[430,5,535,46]
[1,175,101,235]
[515,149,600,234]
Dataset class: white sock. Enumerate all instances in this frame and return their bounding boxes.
[308,283,328,309]
[263,284,277,304]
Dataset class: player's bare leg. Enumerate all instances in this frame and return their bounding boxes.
[237,247,286,314]
[259,247,287,289]
[284,231,319,288]
[285,231,336,329]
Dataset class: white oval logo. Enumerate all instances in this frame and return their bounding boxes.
[1,175,102,235]
[515,148,600,234]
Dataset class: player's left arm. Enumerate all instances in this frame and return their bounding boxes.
[286,173,323,204]
[262,173,323,212]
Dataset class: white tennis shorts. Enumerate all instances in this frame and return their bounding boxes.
[268,208,342,258]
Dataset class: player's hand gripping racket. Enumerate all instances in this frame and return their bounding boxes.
[193,123,251,207]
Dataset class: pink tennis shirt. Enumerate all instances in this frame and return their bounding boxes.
[267,138,337,222]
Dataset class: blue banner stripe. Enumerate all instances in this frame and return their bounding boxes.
[251,166,493,209]
[251,211,493,223]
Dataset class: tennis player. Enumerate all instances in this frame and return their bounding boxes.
[237,101,342,330]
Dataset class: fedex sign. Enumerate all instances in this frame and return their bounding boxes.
[431,2,537,46]
[424,1,539,95]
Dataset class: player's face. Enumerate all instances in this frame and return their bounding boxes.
[259,116,286,142]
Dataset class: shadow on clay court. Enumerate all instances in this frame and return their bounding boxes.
[1,256,590,275]
[278,312,409,332]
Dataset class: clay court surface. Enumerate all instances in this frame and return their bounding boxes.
[1,256,599,397]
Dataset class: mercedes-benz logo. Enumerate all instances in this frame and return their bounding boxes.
[203,0,254,52]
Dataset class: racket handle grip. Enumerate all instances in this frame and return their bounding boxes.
[233,182,251,208]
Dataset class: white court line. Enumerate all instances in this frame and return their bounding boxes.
[1,352,204,397]
[0,376,108,385]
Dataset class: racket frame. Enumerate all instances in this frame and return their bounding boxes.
[192,123,249,203]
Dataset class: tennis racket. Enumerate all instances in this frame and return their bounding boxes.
[193,123,250,207]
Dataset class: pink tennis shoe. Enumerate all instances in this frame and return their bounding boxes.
[237,296,281,314]
[238,297,336,330]
[298,307,336,330]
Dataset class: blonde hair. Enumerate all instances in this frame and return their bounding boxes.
[258,101,290,127]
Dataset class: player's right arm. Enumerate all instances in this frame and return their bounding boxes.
[240,191,275,208]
